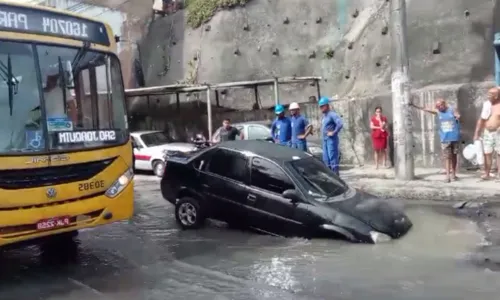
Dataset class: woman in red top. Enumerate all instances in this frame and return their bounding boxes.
[370,106,389,169]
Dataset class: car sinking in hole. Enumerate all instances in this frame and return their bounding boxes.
[160,140,412,243]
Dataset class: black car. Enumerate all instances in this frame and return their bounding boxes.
[160,141,412,243]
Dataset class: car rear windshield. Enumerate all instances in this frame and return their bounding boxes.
[289,157,348,200]
[141,132,173,147]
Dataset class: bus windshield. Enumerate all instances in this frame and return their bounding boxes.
[0,40,128,154]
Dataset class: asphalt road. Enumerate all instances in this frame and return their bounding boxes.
[1,175,500,300]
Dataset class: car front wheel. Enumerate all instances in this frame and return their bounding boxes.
[175,197,205,229]
[152,160,165,177]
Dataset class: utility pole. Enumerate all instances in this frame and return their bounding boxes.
[390,0,414,180]
[273,77,280,106]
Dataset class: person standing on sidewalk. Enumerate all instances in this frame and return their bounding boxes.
[319,96,343,174]
[289,102,313,151]
[370,106,389,169]
[410,98,461,182]
[473,87,500,180]
[271,104,292,146]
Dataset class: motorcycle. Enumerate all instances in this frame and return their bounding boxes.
[191,133,212,149]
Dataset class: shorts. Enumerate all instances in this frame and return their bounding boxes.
[482,129,500,154]
[441,141,459,158]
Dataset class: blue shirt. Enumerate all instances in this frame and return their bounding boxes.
[321,110,343,140]
[271,117,292,143]
[438,107,460,143]
[290,115,309,142]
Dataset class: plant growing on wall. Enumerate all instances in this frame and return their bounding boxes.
[185,0,252,28]
[180,51,201,84]
[325,48,335,59]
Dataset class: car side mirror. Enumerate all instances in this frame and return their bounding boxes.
[282,189,302,203]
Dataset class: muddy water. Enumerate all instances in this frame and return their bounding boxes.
[0,180,498,300]
[167,207,495,300]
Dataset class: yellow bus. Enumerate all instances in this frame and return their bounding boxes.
[0,1,134,247]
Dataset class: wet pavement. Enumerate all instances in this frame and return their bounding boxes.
[1,175,500,300]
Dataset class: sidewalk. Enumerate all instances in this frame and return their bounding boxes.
[342,166,500,202]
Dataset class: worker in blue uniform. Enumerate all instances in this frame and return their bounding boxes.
[271,104,292,146]
[319,96,343,174]
[289,102,313,151]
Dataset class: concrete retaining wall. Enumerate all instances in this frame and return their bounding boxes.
[130,0,500,112]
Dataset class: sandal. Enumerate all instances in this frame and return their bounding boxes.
[444,178,451,183]
[452,176,458,181]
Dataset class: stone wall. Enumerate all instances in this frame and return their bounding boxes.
[86,0,500,167]
[130,0,500,113]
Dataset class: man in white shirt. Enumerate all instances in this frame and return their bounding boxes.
[473,87,500,180]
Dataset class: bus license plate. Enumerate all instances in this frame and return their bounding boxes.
[36,216,71,230]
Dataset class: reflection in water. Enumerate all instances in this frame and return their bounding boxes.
[250,256,299,292]
[240,207,496,299]
[39,236,81,265]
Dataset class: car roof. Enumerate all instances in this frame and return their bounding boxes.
[213,122,271,134]
[216,140,311,164]
[233,121,271,127]
[131,130,162,136]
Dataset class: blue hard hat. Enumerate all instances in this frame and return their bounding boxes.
[274,104,285,114]
[318,96,330,106]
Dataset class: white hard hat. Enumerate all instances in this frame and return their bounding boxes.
[289,102,300,110]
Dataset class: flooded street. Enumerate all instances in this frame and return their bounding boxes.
[1,176,499,300]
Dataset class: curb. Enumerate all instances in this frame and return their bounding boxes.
[350,180,500,202]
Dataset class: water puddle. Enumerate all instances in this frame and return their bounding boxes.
[2,196,500,300]
[173,206,499,299]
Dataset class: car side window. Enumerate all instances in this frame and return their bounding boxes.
[193,149,216,170]
[131,136,142,149]
[206,149,249,182]
[250,157,294,194]
[248,125,270,140]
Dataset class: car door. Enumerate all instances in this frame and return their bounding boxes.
[246,157,308,236]
[199,148,251,224]
[131,136,150,170]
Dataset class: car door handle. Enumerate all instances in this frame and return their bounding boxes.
[247,194,256,202]
[202,184,209,188]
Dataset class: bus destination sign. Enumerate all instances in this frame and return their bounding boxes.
[0,4,110,46]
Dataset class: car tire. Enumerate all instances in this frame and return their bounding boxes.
[175,197,205,229]
[152,160,165,177]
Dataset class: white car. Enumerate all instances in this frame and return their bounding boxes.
[211,122,324,158]
[130,131,197,177]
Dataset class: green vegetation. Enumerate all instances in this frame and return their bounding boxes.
[185,0,251,28]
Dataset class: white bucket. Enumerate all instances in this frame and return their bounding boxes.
[475,140,485,165]
[463,141,485,166]
[463,144,476,161]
